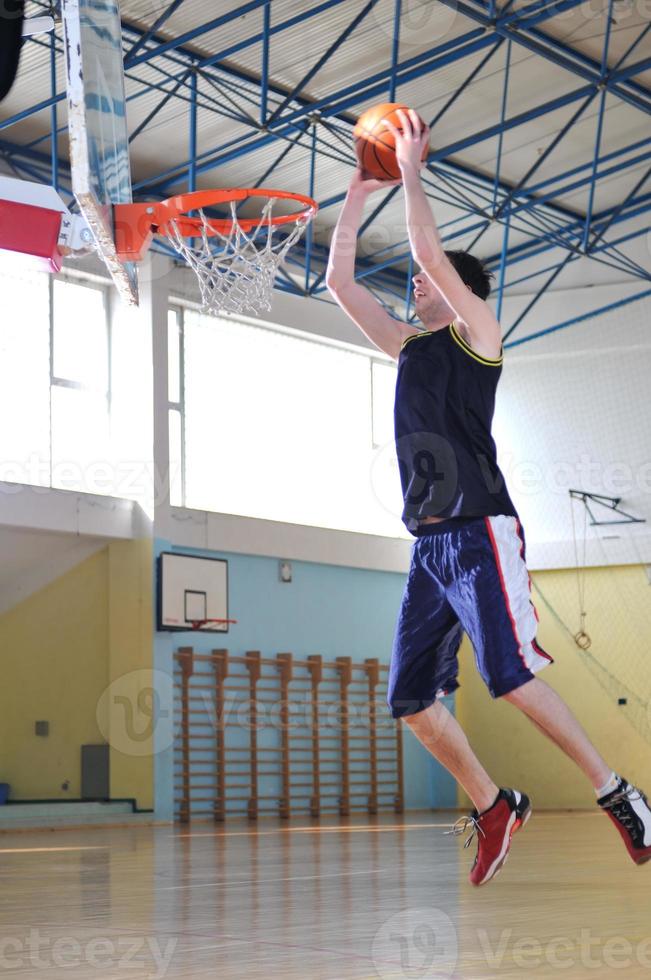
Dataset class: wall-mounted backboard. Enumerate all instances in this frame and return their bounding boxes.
[62,0,139,305]
[158,552,230,632]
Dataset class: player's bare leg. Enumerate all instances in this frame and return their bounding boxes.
[503,676,651,864]
[404,700,498,812]
[404,700,531,886]
[502,677,610,788]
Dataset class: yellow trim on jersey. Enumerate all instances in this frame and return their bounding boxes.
[400,329,433,351]
[449,321,503,366]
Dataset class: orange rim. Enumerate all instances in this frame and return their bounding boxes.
[113,188,317,262]
[190,618,238,628]
[159,188,317,236]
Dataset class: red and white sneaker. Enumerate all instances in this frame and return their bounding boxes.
[598,778,651,865]
[446,788,531,886]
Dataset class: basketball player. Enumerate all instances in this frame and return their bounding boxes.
[326,108,651,885]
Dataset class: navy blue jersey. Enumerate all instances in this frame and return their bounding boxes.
[394,322,518,532]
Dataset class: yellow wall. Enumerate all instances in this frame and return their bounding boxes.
[0,541,153,808]
[456,564,651,810]
[107,540,155,807]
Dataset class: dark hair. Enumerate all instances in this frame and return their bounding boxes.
[444,249,494,301]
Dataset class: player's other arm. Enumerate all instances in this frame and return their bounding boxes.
[388,110,502,360]
[326,170,419,362]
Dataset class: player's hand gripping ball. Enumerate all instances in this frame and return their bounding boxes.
[354,103,429,180]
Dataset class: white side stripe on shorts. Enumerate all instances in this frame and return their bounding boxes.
[484,515,553,675]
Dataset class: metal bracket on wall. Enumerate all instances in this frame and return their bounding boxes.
[569,489,646,526]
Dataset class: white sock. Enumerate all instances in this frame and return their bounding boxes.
[595,771,620,798]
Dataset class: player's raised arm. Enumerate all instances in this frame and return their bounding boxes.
[386,109,502,361]
[326,169,418,361]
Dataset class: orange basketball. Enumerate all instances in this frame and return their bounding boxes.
[353,103,428,180]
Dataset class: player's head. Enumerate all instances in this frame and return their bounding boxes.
[412,250,494,324]
[445,250,494,301]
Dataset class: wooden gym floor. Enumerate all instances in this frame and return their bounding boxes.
[1,811,649,979]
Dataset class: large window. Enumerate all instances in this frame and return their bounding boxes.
[50,279,110,492]
[0,263,151,504]
[0,265,50,487]
[170,308,408,538]
[167,308,185,507]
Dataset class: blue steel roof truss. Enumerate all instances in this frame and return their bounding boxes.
[1,0,650,345]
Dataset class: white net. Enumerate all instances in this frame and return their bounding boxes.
[163,198,309,316]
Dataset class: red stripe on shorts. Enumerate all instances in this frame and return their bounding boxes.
[483,517,528,670]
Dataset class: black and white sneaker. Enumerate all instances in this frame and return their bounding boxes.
[598,777,651,865]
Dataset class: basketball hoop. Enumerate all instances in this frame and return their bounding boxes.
[114,188,318,316]
[162,616,238,632]
[189,618,238,631]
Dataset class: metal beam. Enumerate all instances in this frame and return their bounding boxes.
[5,0,649,329]
[581,0,615,250]
[485,190,651,269]
[266,0,382,125]
[504,286,651,349]
[388,0,402,102]
[502,251,574,341]
[438,0,651,115]
[133,30,498,192]
[260,1,271,126]
[123,0,188,66]
[138,77,602,199]
[125,0,271,68]
[588,165,651,253]
[430,39,505,129]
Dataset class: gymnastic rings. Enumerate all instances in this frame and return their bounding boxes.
[574,630,592,651]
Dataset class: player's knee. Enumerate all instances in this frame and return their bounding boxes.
[501,678,536,706]
[386,693,418,721]
[386,682,414,720]
[501,688,520,705]
[402,699,448,740]
[387,688,438,724]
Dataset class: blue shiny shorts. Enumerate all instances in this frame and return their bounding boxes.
[388,515,553,718]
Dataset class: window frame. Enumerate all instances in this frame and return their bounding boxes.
[172,304,403,534]
[48,275,112,488]
[168,305,186,507]
[50,276,111,394]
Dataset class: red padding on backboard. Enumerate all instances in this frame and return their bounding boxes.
[0,198,64,273]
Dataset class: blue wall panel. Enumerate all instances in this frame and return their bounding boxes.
[153,538,457,820]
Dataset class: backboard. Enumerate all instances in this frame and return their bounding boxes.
[62,0,138,305]
[158,552,230,632]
